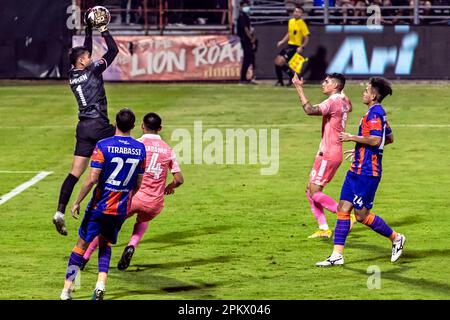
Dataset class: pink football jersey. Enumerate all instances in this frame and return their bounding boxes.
[134,134,181,207]
[317,93,352,162]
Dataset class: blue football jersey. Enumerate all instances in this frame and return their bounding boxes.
[87,136,146,216]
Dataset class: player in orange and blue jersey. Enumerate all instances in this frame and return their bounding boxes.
[316,77,406,267]
[59,108,146,300]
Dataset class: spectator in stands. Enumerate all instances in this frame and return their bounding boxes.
[382,0,396,20]
[391,0,411,24]
[237,0,257,84]
[371,0,394,24]
[416,0,433,24]
[354,0,368,24]
[335,0,355,24]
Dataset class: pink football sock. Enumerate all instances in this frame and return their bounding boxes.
[83,236,99,260]
[312,191,338,213]
[128,221,149,248]
[306,191,327,226]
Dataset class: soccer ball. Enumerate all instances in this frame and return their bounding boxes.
[85,6,111,29]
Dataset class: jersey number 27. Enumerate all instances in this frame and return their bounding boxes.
[106,157,140,187]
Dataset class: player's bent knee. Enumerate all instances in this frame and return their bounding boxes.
[76,238,89,250]
[338,200,353,213]
[275,56,285,66]
[355,212,367,223]
[98,236,111,248]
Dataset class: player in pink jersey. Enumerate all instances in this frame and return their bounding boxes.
[81,112,184,271]
[292,73,353,238]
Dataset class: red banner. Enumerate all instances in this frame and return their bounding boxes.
[73,35,243,81]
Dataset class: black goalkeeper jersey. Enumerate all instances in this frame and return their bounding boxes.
[69,29,118,121]
[69,59,109,120]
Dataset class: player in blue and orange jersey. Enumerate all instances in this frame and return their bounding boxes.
[316,77,406,267]
[59,108,146,300]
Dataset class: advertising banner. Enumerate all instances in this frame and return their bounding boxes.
[73,35,243,81]
[254,25,450,80]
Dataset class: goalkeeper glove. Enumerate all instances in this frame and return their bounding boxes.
[98,25,108,33]
[84,8,93,29]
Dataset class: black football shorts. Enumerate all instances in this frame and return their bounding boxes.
[74,118,115,157]
[279,44,299,62]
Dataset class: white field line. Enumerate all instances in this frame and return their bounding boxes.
[0,171,53,206]
[0,124,449,129]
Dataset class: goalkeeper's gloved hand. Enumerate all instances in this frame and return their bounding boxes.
[84,7,93,29]
[98,25,108,33]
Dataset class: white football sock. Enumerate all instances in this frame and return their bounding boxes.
[330,251,343,259]
[95,281,105,291]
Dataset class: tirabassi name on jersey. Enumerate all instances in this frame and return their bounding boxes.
[70,74,88,85]
[107,146,142,155]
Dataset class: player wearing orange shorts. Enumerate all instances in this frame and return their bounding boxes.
[292,73,352,238]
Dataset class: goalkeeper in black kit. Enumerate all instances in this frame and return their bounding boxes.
[53,7,119,236]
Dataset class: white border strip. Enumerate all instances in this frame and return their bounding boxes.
[0,171,52,206]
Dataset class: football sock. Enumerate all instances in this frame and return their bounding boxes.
[331,251,343,259]
[65,246,86,280]
[306,191,327,227]
[98,244,112,273]
[128,221,149,248]
[57,173,79,214]
[95,281,105,291]
[312,192,338,213]
[362,213,396,240]
[334,212,351,246]
[275,65,284,84]
[83,236,99,260]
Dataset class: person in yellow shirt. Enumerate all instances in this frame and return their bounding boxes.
[274,5,310,86]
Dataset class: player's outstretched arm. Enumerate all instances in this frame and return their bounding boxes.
[165,172,184,195]
[83,8,93,54]
[100,29,119,67]
[71,168,101,219]
[339,132,381,146]
[292,74,322,116]
[84,26,93,54]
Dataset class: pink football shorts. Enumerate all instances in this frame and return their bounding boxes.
[309,156,342,187]
[127,195,163,223]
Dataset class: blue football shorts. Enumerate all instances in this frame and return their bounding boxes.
[340,171,381,210]
[79,210,126,244]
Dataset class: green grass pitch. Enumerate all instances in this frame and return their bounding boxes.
[0,81,449,299]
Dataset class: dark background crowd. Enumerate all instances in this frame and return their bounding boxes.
[80,0,450,26]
